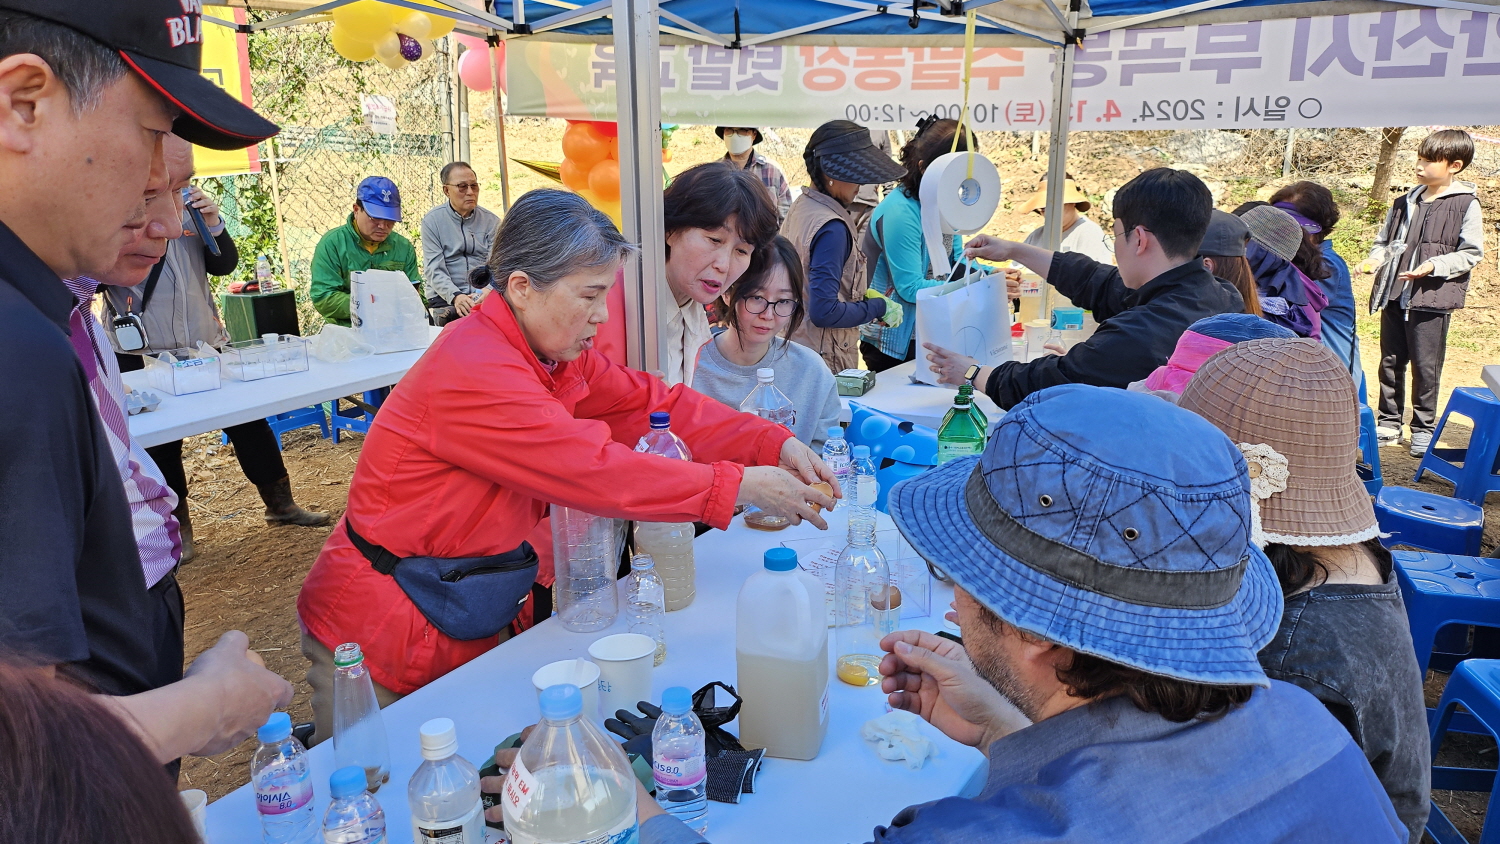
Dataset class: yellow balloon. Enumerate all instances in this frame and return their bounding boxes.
[331,0,393,41]
[424,12,456,38]
[394,11,432,39]
[372,30,402,62]
[330,24,376,62]
[377,51,408,71]
[598,200,623,229]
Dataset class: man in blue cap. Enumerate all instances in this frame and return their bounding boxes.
[310,175,422,326]
[637,385,1407,844]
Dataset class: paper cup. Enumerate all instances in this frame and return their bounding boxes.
[180,789,208,841]
[588,633,657,719]
[532,658,602,721]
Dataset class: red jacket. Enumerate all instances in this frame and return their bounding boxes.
[298,293,789,694]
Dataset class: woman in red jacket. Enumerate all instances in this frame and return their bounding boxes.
[296,190,836,742]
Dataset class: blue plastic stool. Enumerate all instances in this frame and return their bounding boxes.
[1394,551,1500,679]
[220,405,330,451]
[1358,404,1383,495]
[330,389,388,443]
[1415,386,1500,505]
[1375,486,1485,556]
[1425,659,1500,844]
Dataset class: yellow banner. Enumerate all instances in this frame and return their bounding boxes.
[195,7,261,177]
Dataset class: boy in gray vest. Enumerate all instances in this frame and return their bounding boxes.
[1362,129,1485,457]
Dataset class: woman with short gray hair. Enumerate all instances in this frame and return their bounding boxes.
[297,189,837,730]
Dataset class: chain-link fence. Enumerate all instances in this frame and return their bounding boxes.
[204,16,456,333]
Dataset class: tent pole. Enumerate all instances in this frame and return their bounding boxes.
[487,36,512,210]
[265,137,294,289]
[1038,1,1079,323]
[612,0,667,374]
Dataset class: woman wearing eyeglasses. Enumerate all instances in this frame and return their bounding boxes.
[693,236,843,449]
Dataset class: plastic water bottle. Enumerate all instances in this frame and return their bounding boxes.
[835,514,894,687]
[256,254,279,293]
[624,553,667,666]
[502,684,638,844]
[252,712,317,844]
[739,368,796,429]
[821,427,853,511]
[937,392,986,464]
[408,718,485,844]
[652,686,708,834]
[851,445,878,519]
[332,642,391,793]
[552,505,623,632]
[634,411,697,611]
[321,766,386,844]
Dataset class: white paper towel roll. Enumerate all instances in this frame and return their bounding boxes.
[919,151,1001,278]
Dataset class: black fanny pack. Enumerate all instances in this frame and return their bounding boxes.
[345,520,538,641]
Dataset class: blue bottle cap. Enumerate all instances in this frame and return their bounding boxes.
[256,711,291,744]
[764,547,797,572]
[329,765,367,800]
[540,683,584,720]
[852,445,871,459]
[827,426,844,440]
[661,686,692,716]
[649,411,671,429]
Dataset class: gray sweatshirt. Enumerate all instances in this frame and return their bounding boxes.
[420,202,500,304]
[693,334,843,450]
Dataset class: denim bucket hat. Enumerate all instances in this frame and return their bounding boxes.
[889,384,1282,687]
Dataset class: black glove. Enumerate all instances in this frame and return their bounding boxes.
[605,700,663,766]
[692,682,747,758]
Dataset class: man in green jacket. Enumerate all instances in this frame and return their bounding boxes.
[310,176,421,326]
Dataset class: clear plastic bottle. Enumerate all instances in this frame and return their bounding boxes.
[252,712,318,844]
[850,445,878,518]
[624,554,667,666]
[739,368,796,429]
[835,515,895,687]
[501,684,638,844]
[736,548,830,761]
[408,717,485,844]
[332,642,391,793]
[652,686,708,834]
[552,505,622,632]
[821,427,853,511]
[321,766,386,844]
[957,383,988,435]
[256,254,279,293]
[937,392,986,465]
[633,411,696,611]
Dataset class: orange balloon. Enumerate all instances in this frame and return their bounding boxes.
[588,159,620,201]
[605,135,619,161]
[561,123,609,169]
[560,157,592,192]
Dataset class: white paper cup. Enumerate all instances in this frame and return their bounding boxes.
[180,789,208,841]
[532,658,602,721]
[588,633,657,719]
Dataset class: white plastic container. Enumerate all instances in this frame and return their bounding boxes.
[144,347,221,395]
[736,548,829,761]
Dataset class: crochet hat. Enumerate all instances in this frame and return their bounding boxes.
[1177,338,1378,548]
[889,384,1281,687]
[1239,205,1304,264]
[804,120,905,187]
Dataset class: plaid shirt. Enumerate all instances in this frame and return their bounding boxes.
[726,151,792,223]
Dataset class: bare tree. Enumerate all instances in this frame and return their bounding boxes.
[1369,127,1405,216]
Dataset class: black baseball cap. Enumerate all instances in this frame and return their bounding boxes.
[0,0,278,150]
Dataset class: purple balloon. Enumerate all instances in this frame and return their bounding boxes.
[398,33,422,61]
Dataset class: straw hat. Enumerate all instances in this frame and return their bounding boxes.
[1020,178,1091,214]
[1239,205,1304,264]
[1177,338,1378,548]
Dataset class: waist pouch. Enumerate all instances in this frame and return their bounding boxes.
[345,520,537,641]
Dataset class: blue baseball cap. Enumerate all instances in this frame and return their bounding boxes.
[357,176,402,222]
[888,384,1282,687]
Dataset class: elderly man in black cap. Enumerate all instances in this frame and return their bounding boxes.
[782,119,906,373]
[0,0,291,770]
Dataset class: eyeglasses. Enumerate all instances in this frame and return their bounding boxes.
[741,295,798,316]
[445,182,480,193]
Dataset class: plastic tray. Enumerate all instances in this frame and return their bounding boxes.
[143,347,221,396]
[220,334,310,381]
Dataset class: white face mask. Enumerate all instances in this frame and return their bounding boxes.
[725,133,754,155]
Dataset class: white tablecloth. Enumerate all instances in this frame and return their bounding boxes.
[838,360,1001,432]
[122,328,440,448]
[204,512,983,844]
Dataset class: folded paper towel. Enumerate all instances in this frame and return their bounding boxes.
[861,710,936,769]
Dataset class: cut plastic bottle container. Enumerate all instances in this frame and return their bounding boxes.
[552,504,623,632]
[251,712,318,844]
[736,548,829,760]
[502,684,638,844]
[634,411,697,611]
[822,427,853,511]
[321,765,386,844]
[835,515,895,687]
[408,717,486,844]
[332,643,390,793]
[652,686,708,834]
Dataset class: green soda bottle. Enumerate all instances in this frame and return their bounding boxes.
[957,383,988,437]
[937,391,985,464]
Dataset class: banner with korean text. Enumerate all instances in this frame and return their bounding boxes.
[507,8,1500,130]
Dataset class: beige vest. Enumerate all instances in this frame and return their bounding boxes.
[782,190,867,373]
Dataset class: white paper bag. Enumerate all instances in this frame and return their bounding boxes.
[350,269,429,354]
[913,272,1013,385]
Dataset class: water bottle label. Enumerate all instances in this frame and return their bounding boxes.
[501,752,539,816]
[508,817,638,844]
[254,775,312,815]
[937,442,984,464]
[653,756,706,789]
[412,801,484,843]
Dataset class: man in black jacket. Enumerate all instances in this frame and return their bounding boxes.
[926,168,1245,409]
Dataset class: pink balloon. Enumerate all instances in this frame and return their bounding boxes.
[457,43,504,92]
[454,33,488,51]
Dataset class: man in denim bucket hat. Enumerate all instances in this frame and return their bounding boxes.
[871,384,1404,843]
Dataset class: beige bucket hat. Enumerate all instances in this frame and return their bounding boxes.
[1177,338,1378,547]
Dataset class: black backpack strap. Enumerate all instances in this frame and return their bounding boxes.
[344,519,403,576]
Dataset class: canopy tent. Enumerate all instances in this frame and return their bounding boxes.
[218,0,1500,371]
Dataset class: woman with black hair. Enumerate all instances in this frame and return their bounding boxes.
[782,120,907,373]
